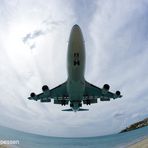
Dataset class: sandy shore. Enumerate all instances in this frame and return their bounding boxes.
[128,138,148,148]
[0,145,18,148]
[0,145,10,148]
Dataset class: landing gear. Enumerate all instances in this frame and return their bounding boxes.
[61,100,66,106]
[79,103,82,107]
[86,99,91,105]
[70,102,82,107]
[70,103,74,107]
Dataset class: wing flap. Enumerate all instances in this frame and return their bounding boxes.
[83,99,97,104]
[54,99,69,105]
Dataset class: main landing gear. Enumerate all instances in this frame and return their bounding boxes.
[86,99,91,105]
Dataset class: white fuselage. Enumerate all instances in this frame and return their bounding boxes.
[67,25,85,111]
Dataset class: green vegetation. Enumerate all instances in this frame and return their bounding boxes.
[120,118,148,133]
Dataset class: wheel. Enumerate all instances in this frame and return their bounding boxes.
[79,103,82,107]
[86,100,90,105]
[61,100,66,106]
[70,103,74,107]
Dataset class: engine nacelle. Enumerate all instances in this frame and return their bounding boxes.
[116,91,121,96]
[29,92,37,101]
[102,84,110,94]
[42,85,49,92]
[42,85,50,97]
[30,92,36,97]
[113,91,121,99]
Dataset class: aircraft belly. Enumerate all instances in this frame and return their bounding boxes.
[67,24,86,101]
[67,80,85,101]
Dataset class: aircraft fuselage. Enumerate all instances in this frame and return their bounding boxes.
[67,25,85,111]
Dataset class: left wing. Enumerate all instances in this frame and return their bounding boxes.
[83,81,122,104]
[28,82,69,105]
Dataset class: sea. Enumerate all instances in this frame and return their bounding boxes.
[0,125,147,148]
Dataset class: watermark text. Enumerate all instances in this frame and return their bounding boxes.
[0,140,19,145]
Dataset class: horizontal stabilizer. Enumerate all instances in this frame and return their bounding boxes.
[62,108,89,112]
[79,108,89,111]
[62,109,73,111]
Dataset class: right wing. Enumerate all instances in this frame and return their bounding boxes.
[83,81,122,104]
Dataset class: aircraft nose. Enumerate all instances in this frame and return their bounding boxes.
[69,24,84,43]
[72,24,81,32]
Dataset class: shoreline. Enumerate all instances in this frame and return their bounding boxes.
[0,145,18,148]
[0,145,10,148]
[127,137,148,148]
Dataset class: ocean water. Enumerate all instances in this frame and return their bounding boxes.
[0,126,147,148]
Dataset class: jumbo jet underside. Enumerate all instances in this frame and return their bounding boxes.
[28,24,122,112]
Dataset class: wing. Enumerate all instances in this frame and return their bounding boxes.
[83,81,122,104]
[50,82,68,98]
[28,82,69,105]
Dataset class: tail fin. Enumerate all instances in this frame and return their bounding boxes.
[62,108,89,112]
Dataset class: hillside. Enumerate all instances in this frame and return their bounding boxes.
[120,118,148,133]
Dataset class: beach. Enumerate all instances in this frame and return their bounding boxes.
[128,138,148,148]
[0,125,148,148]
[0,145,10,148]
[0,145,18,148]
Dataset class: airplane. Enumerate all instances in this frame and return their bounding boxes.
[28,24,122,112]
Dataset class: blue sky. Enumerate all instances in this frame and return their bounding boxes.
[0,0,148,137]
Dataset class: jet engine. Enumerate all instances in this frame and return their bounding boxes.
[42,85,49,92]
[42,85,50,97]
[30,92,37,101]
[116,91,121,96]
[102,84,110,94]
[30,92,36,97]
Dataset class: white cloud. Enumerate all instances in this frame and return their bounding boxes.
[88,0,148,133]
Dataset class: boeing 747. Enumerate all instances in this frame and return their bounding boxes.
[28,24,122,112]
